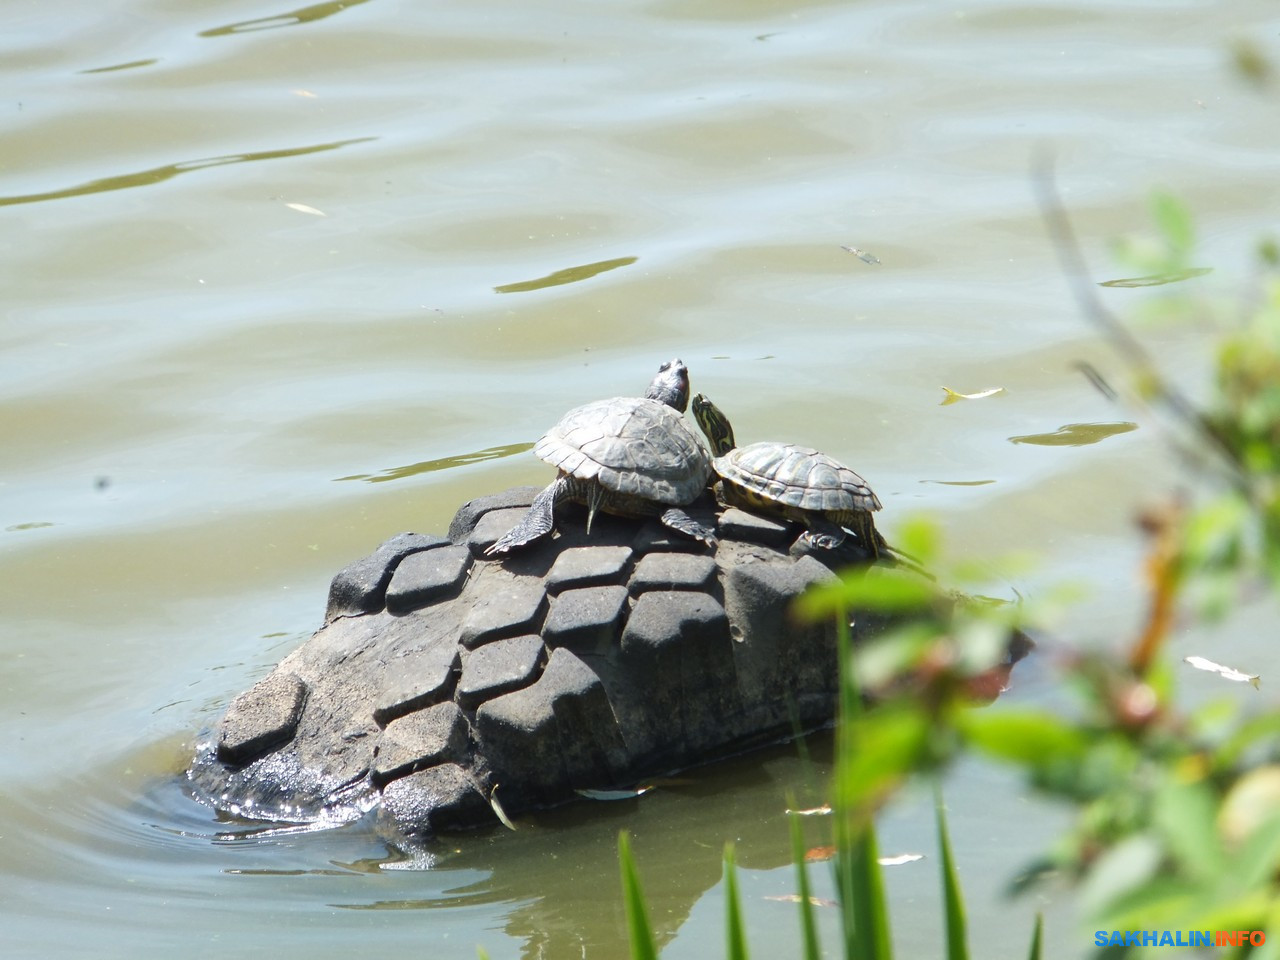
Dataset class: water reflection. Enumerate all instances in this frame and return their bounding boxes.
[330,741,834,959]
[78,58,159,74]
[0,138,376,208]
[1008,422,1138,447]
[334,442,535,483]
[199,0,374,37]
[495,256,638,294]
[1098,267,1212,288]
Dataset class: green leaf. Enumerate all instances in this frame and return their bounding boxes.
[957,708,1089,764]
[1153,779,1224,877]
[723,844,750,960]
[617,832,658,960]
[1078,833,1164,920]
[834,815,893,960]
[835,706,932,811]
[935,786,969,960]
[1026,913,1043,960]
[795,567,935,620]
[832,609,893,960]
[1217,712,1280,768]
[788,811,822,960]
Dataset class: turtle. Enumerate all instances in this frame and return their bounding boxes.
[690,392,886,558]
[485,359,717,556]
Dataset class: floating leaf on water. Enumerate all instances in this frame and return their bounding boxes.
[1184,656,1260,689]
[877,852,925,866]
[921,479,996,487]
[839,245,881,264]
[941,386,1006,405]
[1097,267,1212,288]
[1008,421,1138,447]
[764,894,838,908]
[784,804,831,817]
[285,202,326,216]
[576,786,653,801]
[804,845,837,863]
[489,785,516,831]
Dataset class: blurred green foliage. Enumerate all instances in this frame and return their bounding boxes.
[613,80,1280,960]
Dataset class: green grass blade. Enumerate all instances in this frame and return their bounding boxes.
[1027,912,1044,960]
[847,822,892,960]
[617,831,659,960]
[935,785,969,960]
[788,811,822,960]
[832,598,893,960]
[724,843,750,960]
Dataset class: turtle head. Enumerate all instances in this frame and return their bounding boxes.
[691,392,736,457]
[645,358,691,412]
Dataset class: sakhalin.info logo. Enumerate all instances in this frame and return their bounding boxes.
[1094,931,1266,947]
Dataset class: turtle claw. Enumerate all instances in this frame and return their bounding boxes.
[800,520,846,551]
[659,507,717,546]
[484,480,562,556]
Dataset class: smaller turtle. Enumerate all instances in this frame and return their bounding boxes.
[691,393,885,558]
[485,360,716,556]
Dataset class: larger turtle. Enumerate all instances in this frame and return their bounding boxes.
[691,392,885,559]
[485,360,716,556]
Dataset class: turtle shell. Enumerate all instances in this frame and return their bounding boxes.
[535,397,712,504]
[714,442,881,515]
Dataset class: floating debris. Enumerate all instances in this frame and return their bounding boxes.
[840,245,881,264]
[784,803,831,817]
[489,786,517,831]
[285,202,326,217]
[575,786,653,801]
[764,894,839,908]
[1184,656,1260,689]
[941,386,1006,405]
[878,853,926,866]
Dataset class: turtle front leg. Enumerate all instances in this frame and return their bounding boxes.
[485,477,566,556]
[659,507,717,546]
[799,517,847,550]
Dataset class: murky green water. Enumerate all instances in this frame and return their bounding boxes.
[4,0,1279,956]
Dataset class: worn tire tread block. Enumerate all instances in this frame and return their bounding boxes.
[376,762,490,838]
[457,635,546,710]
[475,648,626,809]
[326,532,449,621]
[541,584,629,650]
[723,555,838,729]
[627,552,717,594]
[373,702,469,786]
[217,671,308,766]
[545,545,633,594]
[373,643,461,726]
[447,487,542,544]
[717,507,794,547]
[386,545,473,613]
[616,592,735,765]
[458,573,549,649]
